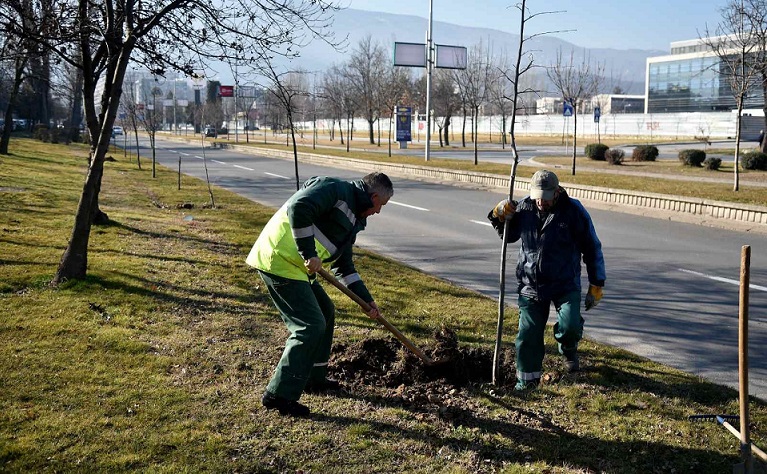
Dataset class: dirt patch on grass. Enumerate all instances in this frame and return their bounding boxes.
[329,327,517,412]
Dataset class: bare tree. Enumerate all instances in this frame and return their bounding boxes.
[264,66,310,190]
[703,0,762,191]
[547,49,603,175]
[487,51,513,149]
[377,61,411,157]
[453,40,493,164]
[344,35,387,145]
[431,69,459,147]
[320,65,348,145]
[0,0,343,285]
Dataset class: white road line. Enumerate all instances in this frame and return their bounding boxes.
[469,219,493,227]
[179,152,190,156]
[195,156,204,159]
[212,160,227,165]
[233,165,253,171]
[264,172,290,179]
[389,200,429,211]
[678,268,767,292]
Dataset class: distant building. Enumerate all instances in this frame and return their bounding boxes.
[645,36,765,113]
[536,94,644,115]
[589,94,645,114]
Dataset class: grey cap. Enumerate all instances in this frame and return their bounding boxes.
[530,170,559,200]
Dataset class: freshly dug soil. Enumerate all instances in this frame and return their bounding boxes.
[329,327,518,408]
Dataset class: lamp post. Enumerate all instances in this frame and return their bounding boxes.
[424,0,434,162]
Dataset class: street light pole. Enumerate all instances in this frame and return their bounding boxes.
[424,0,434,162]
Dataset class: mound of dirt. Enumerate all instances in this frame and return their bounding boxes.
[329,327,516,393]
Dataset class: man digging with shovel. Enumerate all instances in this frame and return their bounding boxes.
[246,172,393,416]
[489,170,606,391]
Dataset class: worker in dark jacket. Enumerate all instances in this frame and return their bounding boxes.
[246,172,393,416]
[489,170,605,391]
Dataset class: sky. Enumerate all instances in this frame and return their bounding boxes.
[347,0,726,52]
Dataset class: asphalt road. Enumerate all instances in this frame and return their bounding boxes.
[125,137,767,401]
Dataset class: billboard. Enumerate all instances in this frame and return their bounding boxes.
[394,42,426,68]
[435,45,467,69]
[219,85,234,97]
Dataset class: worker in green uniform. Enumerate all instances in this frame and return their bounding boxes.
[246,172,394,416]
[489,170,605,391]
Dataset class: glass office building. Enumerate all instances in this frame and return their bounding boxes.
[646,38,764,113]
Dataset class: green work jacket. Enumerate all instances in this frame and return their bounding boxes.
[246,176,375,302]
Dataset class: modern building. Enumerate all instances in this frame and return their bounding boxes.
[645,36,764,113]
[589,94,645,114]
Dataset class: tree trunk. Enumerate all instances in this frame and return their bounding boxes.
[571,108,578,176]
[51,151,105,284]
[444,117,451,147]
[368,118,375,144]
[461,108,467,147]
[0,56,26,155]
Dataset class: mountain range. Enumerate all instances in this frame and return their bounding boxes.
[277,8,667,95]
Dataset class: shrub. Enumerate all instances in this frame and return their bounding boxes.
[33,124,50,142]
[605,148,625,165]
[631,145,659,162]
[584,143,609,161]
[703,157,722,170]
[678,149,706,167]
[742,151,767,170]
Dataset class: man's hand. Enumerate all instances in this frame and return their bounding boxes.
[366,301,381,320]
[304,257,321,274]
[492,198,517,220]
[585,285,603,311]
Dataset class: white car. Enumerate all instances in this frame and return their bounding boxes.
[112,126,124,136]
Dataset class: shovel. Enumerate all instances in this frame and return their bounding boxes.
[316,267,435,365]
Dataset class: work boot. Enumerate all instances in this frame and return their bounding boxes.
[262,391,310,417]
[563,351,580,373]
[514,378,539,391]
[304,378,342,394]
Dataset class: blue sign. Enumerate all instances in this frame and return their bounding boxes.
[593,106,601,123]
[396,106,412,141]
[563,102,573,117]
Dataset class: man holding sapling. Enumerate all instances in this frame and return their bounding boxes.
[488,169,606,391]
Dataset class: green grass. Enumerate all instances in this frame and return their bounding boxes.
[1,138,765,472]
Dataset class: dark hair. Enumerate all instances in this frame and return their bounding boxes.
[362,172,394,199]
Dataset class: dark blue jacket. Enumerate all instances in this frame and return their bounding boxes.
[489,189,605,301]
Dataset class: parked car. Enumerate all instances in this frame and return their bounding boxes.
[204,127,216,137]
[112,126,124,136]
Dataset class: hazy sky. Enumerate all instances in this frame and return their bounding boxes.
[347,0,725,51]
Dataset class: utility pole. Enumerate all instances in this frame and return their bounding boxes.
[424,0,434,162]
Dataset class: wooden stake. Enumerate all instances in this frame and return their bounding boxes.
[739,245,752,472]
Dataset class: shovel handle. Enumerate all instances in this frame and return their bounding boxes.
[316,267,434,365]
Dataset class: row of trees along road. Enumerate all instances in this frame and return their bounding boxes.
[0,0,344,286]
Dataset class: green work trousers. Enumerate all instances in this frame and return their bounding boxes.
[259,270,335,401]
[515,290,583,383]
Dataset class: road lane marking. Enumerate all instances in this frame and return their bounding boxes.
[389,200,429,211]
[264,172,290,179]
[195,156,204,159]
[678,268,767,292]
[469,219,493,227]
[233,165,253,171]
[179,152,190,156]
[212,160,227,165]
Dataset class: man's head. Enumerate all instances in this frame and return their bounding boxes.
[360,172,394,217]
[529,170,560,212]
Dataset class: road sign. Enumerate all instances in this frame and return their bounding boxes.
[563,102,573,117]
[594,106,601,123]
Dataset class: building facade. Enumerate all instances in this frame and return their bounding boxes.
[645,37,764,113]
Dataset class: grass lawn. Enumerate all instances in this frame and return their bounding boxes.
[1,138,765,473]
